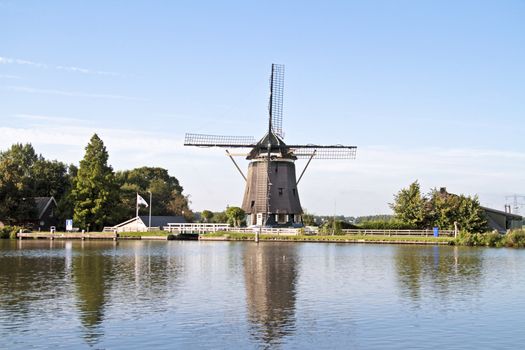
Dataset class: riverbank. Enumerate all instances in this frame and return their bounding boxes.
[199,232,454,245]
[14,231,193,241]
[9,229,525,247]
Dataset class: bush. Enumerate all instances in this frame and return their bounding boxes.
[454,231,485,246]
[484,231,504,247]
[358,220,414,230]
[504,230,525,248]
[0,226,21,239]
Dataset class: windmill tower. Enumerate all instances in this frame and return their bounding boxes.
[184,64,357,227]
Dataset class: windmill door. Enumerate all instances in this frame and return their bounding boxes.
[256,213,263,226]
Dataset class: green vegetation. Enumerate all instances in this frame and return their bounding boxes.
[70,134,120,231]
[0,136,193,233]
[453,229,525,248]
[202,231,453,243]
[117,231,170,237]
[391,181,488,233]
[0,226,21,239]
[0,143,71,225]
[116,167,193,222]
[201,210,213,223]
[225,206,246,227]
[357,219,413,230]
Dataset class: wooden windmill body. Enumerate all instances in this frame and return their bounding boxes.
[185,64,356,227]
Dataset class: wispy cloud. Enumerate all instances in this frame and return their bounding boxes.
[0,56,122,76]
[3,86,147,101]
[0,74,22,79]
[15,113,89,124]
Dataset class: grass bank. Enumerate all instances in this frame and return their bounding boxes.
[116,231,169,237]
[201,232,453,244]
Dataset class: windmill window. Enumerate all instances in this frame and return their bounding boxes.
[275,165,278,173]
[278,188,283,196]
[251,201,255,208]
[292,188,296,196]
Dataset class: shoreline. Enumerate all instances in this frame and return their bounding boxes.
[199,236,452,245]
[198,232,453,245]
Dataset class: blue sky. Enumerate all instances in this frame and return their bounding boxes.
[1,0,524,216]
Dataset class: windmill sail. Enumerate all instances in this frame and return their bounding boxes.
[269,64,285,138]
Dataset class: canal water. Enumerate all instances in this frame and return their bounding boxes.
[1,240,525,349]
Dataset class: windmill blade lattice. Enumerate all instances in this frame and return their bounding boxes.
[269,64,285,138]
[290,146,357,159]
[184,133,256,147]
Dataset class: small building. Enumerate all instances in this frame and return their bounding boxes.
[482,206,522,233]
[111,215,186,232]
[438,187,523,233]
[33,197,58,230]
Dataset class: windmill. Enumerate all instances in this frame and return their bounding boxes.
[184,64,357,227]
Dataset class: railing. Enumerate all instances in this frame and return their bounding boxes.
[166,223,230,233]
[107,223,455,237]
[340,229,455,236]
[222,227,300,236]
[103,226,161,233]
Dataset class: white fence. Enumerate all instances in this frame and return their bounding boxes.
[166,223,230,233]
[106,223,455,237]
[340,229,456,237]
[103,226,160,233]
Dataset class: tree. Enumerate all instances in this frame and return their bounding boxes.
[427,189,487,232]
[70,134,119,231]
[32,159,69,199]
[0,144,38,224]
[201,210,213,223]
[114,167,191,222]
[212,211,228,223]
[225,206,245,227]
[390,181,427,229]
[302,209,317,226]
[392,182,488,233]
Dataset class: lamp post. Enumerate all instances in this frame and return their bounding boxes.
[148,191,152,231]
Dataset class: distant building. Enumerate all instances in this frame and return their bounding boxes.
[33,197,58,230]
[482,207,522,233]
[111,215,186,232]
[439,188,523,233]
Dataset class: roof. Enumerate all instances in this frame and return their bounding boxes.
[139,216,186,227]
[247,131,295,160]
[481,206,523,220]
[439,188,523,220]
[113,215,186,228]
[33,197,57,219]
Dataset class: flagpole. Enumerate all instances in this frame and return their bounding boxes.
[136,193,139,231]
[148,191,152,230]
[136,193,139,218]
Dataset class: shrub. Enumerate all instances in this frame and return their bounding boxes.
[455,231,485,246]
[504,230,525,248]
[358,220,414,230]
[484,231,504,247]
[0,226,21,239]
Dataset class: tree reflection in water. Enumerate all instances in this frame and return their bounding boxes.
[394,245,483,304]
[243,243,299,347]
[72,241,117,346]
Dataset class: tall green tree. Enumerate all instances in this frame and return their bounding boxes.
[70,134,119,230]
[390,181,427,229]
[0,144,38,224]
[32,159,69,199]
